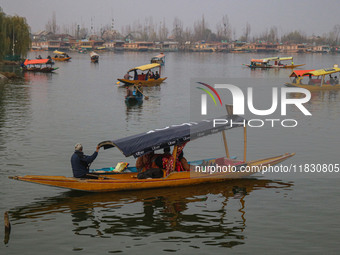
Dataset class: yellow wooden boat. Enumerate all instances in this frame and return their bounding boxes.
[285,66,340,90]
[117,63,167,86]
[10,110,295,192]
[52,50,71,62]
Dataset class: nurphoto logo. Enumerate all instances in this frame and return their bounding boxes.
[196,82,312,128]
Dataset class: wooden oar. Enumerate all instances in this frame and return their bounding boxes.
[134,85,149,100]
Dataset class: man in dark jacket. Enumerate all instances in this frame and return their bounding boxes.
[71,143,100,178]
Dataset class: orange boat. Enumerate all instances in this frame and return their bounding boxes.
[21,58,58,73]
[10,109,294,192]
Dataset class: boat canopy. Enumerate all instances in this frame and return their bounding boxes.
[251,57,278,63]
[278,57,293,61]
[99,115,246,158]
[128,63,160,72]
[289,70,315,77]
[303,67,340,77]
[152,53,165,59]
[90,51,99,57]
[53,50,66,55]
[24,59,52,65]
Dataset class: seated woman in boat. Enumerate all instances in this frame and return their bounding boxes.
[136,152,155,172]
[154,71,160,80]
[178,151,190,171]
[137,156,164,179]
[334,76,339,85]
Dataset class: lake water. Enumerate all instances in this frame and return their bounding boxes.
[0,52,339,254]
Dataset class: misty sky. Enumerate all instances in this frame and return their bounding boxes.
[1,0,340,38]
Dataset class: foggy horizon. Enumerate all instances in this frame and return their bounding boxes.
[1,0,340,39]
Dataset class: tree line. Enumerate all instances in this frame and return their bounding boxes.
[46,14,340,46]
[0,8,31,60]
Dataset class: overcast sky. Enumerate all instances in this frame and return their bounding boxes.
[1,0,340,38]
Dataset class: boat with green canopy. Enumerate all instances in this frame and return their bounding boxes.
[10,107,294,192]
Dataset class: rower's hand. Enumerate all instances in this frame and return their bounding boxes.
[96,145,100,152]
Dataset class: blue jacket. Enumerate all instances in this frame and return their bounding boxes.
[71,150,98,178]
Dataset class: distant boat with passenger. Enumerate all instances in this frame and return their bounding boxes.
[150,53,165,66]
[52,51,71,62]
[245,56,305,69]
[90,51,99,63]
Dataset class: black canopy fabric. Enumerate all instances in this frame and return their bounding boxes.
[99,115,246,158]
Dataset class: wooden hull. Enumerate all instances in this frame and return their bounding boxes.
[118,77,167,86]
[285,83,340,91]
[125,96,143,106]
[10,153,294,192]
[23,67,58,73]
[246,64,305,69]
[52,57,71,62]
[281,64,305,69]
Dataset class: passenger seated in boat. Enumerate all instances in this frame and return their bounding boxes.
[334,76,339,85]
[126,87,133,98]
[150,72,155,79]
[162,147,171,158]
[178,151,190,171]
[136,152,154,172]
[329,75,335,85]
[154,71,160,80]
[124,72,132,80]
[137,156,164,179]
[308,75,313,85]
[71,143,100,178]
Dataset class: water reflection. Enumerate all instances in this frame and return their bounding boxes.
[9,179,293,249]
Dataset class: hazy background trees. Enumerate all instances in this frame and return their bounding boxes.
[0,7,31,60]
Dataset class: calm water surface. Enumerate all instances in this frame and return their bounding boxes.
[0,52,339,254]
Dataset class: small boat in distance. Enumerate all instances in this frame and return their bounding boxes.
[10,107,295,192]
[90,51,99,63]
[21,58,58,73]
[245,56,305,69]
[285,66,340,90]
[117,63,167,86]
[52,50,71,62]
[150,53,165,66]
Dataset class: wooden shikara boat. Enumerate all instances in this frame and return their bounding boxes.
[21,58,58,73]
[150,53,165,66]
[285,66,340,90]
[117,63,167,86]
[10,110,295,192]
[52,50,71,62]
[90,51,99,63]
[245,56,304,69]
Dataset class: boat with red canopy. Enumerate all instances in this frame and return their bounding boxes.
[21,58,58,73]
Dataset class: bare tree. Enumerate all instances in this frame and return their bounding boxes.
[216,14,232,42]
[172,17,184,43]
